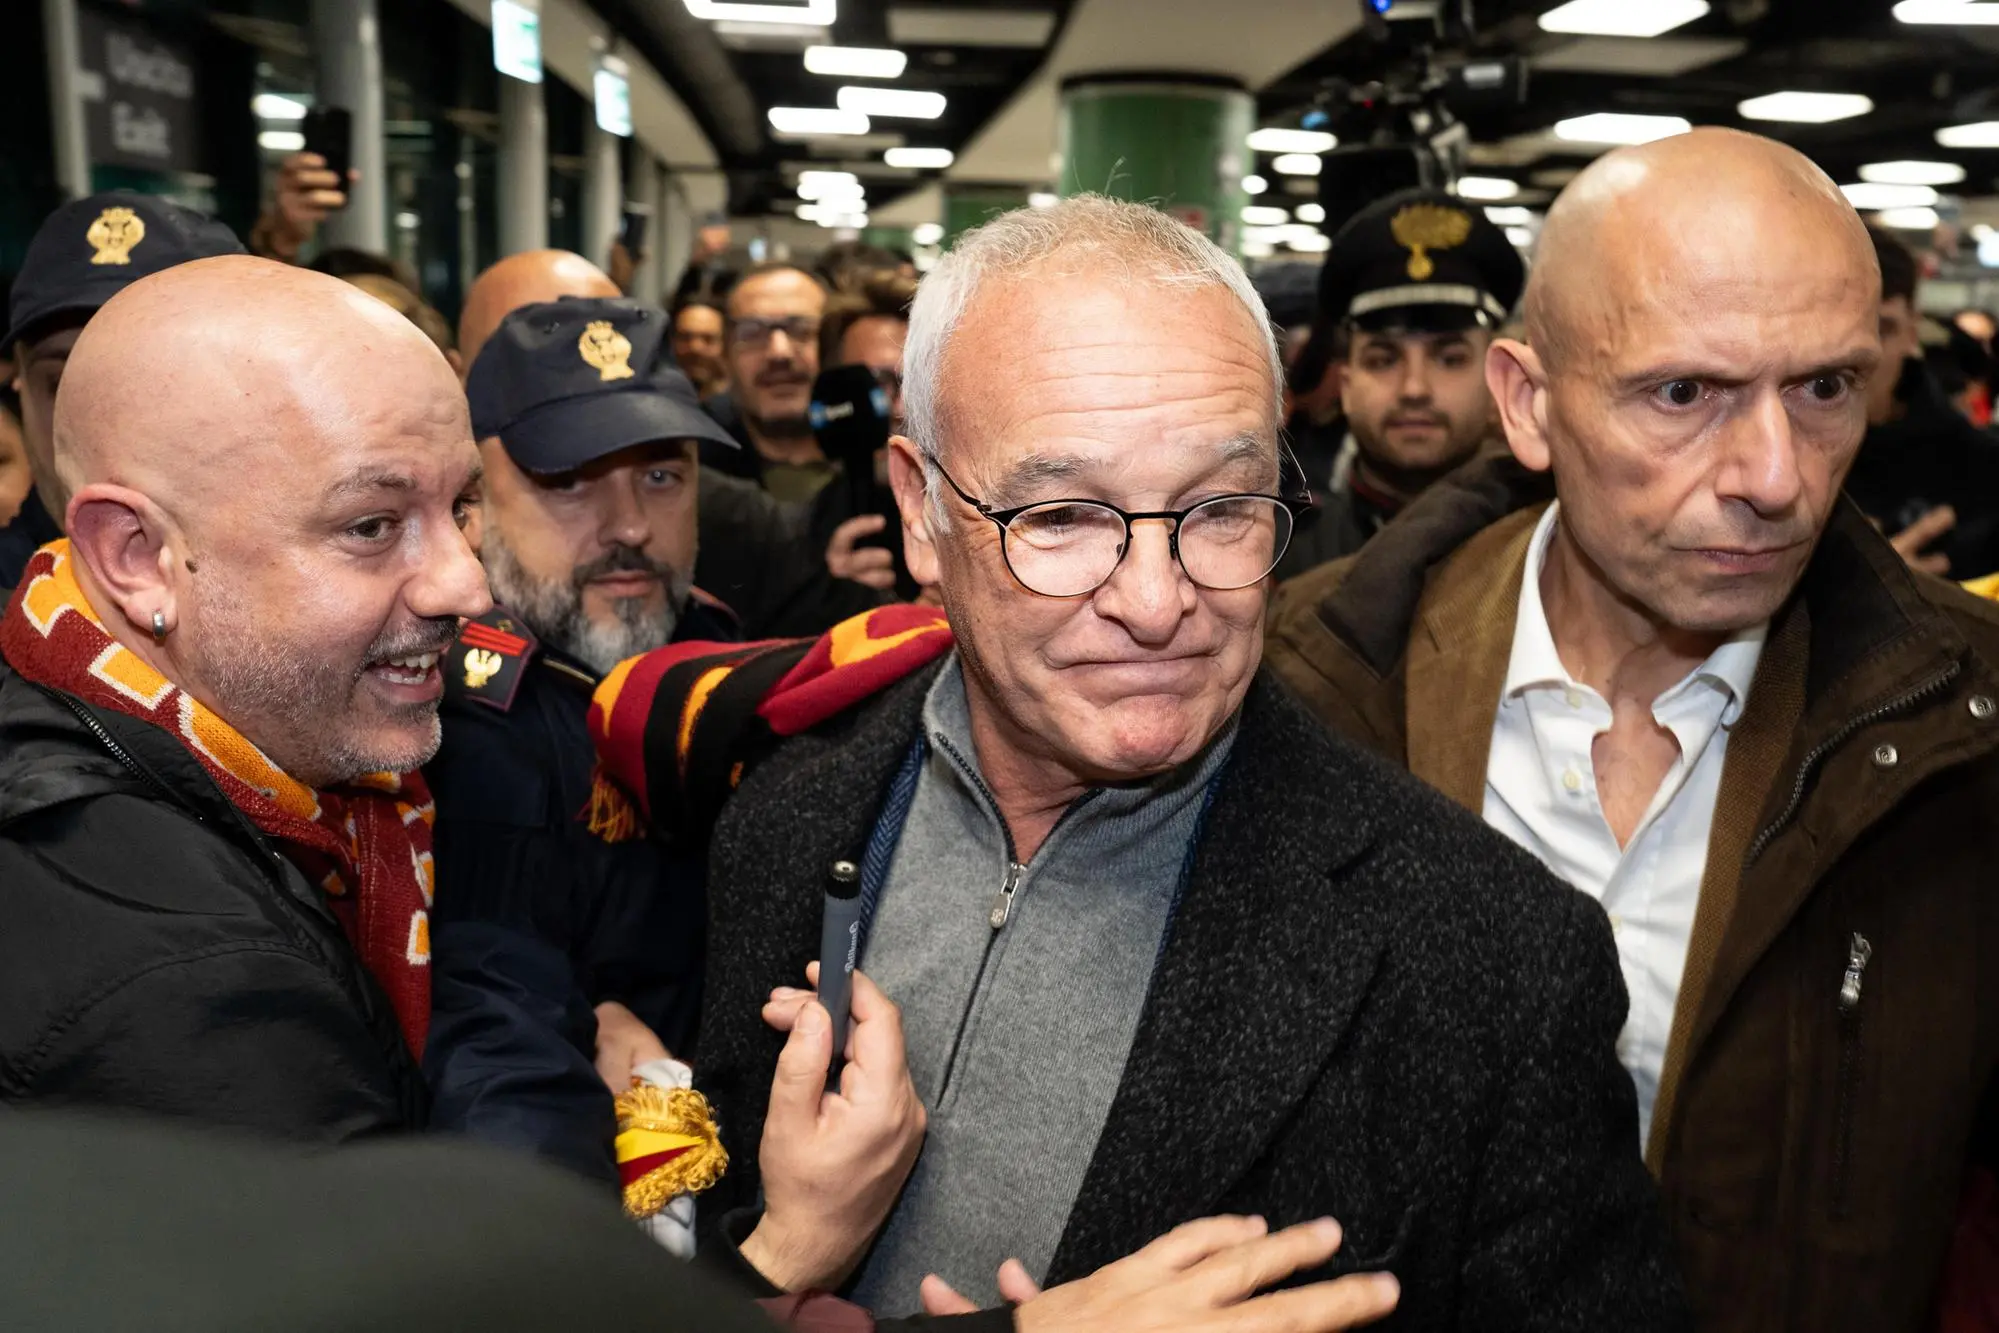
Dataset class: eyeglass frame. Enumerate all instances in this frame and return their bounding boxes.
[727,315,820,350]
[928,451,1314,598]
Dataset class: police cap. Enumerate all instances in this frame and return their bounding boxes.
[5,191,246,350]
[1319,188,1525,336]
[467,296,738,474]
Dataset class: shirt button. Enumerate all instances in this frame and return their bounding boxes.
[1564,688,1583,709]
[1562,768,1583,792]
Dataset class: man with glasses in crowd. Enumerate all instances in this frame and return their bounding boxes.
[588,195,1683,1325]
[702,263,836,503]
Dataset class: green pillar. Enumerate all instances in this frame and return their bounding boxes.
[942,183,1029,248]
[862,225,915,254]
[1057,75,1253,254]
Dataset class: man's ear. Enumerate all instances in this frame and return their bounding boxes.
[66,483,178,641]
[886,435,942,590]
[1487,338,1552,473]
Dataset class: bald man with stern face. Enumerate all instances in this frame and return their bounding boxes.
[1270,128,1999,1330]
[0,257,487,1135]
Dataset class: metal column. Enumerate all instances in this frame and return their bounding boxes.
[629,152,668,307]
[42,0,91,200]
[583,124,623,273]
[498,74,548,256]
[310,0,388,252]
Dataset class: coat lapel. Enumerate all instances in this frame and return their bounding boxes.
[1048,674,1394,1281]
[1403,504,1545,813]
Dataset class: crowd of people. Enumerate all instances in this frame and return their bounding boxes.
[1,126,1997,1333]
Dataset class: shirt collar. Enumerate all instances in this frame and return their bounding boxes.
[1503,502,1767,721]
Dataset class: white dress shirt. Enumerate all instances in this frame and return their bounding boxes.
[1482,504,1767,1150]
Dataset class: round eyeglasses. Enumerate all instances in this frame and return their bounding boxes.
[933,459,1302,598]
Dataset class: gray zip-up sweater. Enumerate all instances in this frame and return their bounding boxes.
[849,657,1235,1313]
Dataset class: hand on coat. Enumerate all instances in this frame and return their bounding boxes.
[918,1216,1400,1333]
[740,965,926,1292]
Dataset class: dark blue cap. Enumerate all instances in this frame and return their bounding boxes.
[466,296,739,474]
[5,191,245,350]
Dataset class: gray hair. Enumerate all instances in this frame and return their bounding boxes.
[901,193,1284,521]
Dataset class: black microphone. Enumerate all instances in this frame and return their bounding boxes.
[817,859,864,1069]
[809,363,893,531]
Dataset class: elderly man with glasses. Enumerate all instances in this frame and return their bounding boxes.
[588,196,1685,1328]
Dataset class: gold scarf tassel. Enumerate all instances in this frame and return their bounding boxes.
[614,1083,728,1220]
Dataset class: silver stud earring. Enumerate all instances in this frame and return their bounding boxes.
[151,611,166,643]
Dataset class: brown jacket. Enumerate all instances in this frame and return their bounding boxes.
[1266,456,1999,1333]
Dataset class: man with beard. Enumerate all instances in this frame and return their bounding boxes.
[422,297,745,1184]
[0,256,488,1134]
[1274,190,1522,580]
[701,263,835,503]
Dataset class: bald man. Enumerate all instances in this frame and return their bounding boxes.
[0,257,488,1136]
[1268,129,1999,1331]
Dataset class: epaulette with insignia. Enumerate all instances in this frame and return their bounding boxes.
[446,609,540,712]
[587,604,952,845]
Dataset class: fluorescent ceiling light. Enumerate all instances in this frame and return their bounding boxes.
[1554,112,1691,144]
[837,86,945,119]
[884,146,953,169]
[1895,0,1999,22]
[1241,240,1276,259]
[886,7,1056,47]
[1296,202,1326,224]
[1247,128,1337,154]
[1454,176,1519,200]
[1242,205,1290,226]
[1876,206,1941,231]
[768,107,870,136]
[253,93,308,121]
[912,222,944,246]
[1272,153,1322,176]
[804,45,906,78]
[1288,232,1332,253]
[1738,91,1873,123]
[1242,174,1268,195]
[1841,182,1940,210]
[1980,234,1999,267]
[685,0,835,23]
[1485,205,1535,225]
[1538,0,1709,36]
[1506,226,1537,248]
[1859,160,1966,186]
[258,130,306,152]
[1937,121,1999,148]
[1028,191,1058,209]
[799,181,865,203]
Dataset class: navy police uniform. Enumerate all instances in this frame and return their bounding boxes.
[423,298,743,1188]
[1,192,243,588]
[1278,188,1525,579]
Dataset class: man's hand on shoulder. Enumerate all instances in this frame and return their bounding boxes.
[919,1216,1400,1333]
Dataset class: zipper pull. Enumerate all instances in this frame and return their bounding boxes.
[988,861,1025,930]
[1838,932,1874,1012]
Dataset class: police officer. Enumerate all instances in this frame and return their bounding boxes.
[424,296,742,1186]
[1275,187,1525,579]
[2,192,244,587]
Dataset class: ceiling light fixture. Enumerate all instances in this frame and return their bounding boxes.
[1859,160,1966,186]
[1737,91,1873,123]
[258,130,306,152]
[837,86,946,119]
[1272,153,1323,176]
[1295,202,1326,224]
[1247,128,1337,154]
[1841,182,1940,210]
[253,93,308,120]
[768,107,870,136]
[884,146,954,168]
[1288,232,1332,254]
[1894,0,1999,23]
[1506,226,1537,248]
[912,222,945,246]
[1537,0,1709,37]
[797,169,858,189]
[1485,205,1535,225]
[1242,205,1290,226]
[1029,191,1059,209]
[1875,206,1942,231]
[1937,121,1999,148]
[804,45,906,78]
[1554,112,1692,145]
[1241,240,1276,260]
[1454,175,1519,200]
[1242,174,1269,195]
[685,0,835,23]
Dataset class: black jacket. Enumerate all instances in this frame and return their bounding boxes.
[696,468,887,640]
[1846,356,1999,580]
[0,489,61,591]
[691,665,1689,1328]
[0,660,423,1137]
[424,601,735,1185]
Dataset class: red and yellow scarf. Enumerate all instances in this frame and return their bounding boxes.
[1,542,436,1057]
